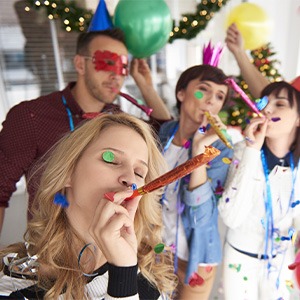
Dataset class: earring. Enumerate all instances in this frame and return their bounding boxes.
[53,193,69,208]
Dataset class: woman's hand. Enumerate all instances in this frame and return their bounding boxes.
[225,23,244,56]
[192,113,227,155]
[89,189,139,267]
[243,117,268,150]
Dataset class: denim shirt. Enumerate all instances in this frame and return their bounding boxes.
[159,121,233,282]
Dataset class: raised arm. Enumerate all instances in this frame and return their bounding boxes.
[225,23,269,98]
[130,58,171,120]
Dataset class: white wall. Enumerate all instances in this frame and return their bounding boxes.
[0,179,28,247]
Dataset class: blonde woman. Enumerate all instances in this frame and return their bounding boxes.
[0,113,177,299]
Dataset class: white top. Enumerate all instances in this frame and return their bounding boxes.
[162,143,189,261]
[219,142,300,254]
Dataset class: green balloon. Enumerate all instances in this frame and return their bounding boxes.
[113,0,172,58]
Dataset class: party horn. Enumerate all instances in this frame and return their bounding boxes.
[125,145,220,200]
[225,78,263,117]
[204,111,233,149]
[119,92,153,116]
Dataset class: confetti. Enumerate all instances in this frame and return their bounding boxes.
[183,140,191,149]
[205,265,213,273]
[194,91,204,99]
[222,157,232,164]
[198,126,206,134]
[292,231,298,245]
[154,243,165,254]
[288,254,300,270]
[154,243,176,254]
[215,180,224,196]
[229,264,241,272]
[188,272,205,287]
[291,200,300,208]
[102,151,114,163]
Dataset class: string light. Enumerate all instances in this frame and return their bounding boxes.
[26,0,228,39]
[169,0,229,43]
[26,0,93,32]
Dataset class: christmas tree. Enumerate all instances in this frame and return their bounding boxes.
[224,43,283,129]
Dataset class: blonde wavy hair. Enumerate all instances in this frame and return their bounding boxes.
[0,113,177,299]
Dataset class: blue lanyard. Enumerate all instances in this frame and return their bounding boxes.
[261,149,298,270]
[163,123,179,153]
[62,95,74,131]
[261,149,275,262]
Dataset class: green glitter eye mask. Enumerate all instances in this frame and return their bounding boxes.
[102,151,115,163]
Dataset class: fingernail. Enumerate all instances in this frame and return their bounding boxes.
[132,183,137,190]
[103,192,115,202]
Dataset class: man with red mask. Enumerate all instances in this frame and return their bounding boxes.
[0,27,172,235]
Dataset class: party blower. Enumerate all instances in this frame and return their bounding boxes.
[125,145,220,200]
[204,111,233,149]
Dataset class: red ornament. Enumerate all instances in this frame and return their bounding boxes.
[188,272,205,287]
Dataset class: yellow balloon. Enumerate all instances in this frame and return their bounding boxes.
[226,3,272,50]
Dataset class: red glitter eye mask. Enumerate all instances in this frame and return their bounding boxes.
[92,50,128,76]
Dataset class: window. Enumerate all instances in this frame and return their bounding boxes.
[0,0,78,120]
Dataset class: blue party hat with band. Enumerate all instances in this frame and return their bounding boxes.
[88,0,113,32]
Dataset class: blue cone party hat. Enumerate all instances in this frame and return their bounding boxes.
[88,0,113,32]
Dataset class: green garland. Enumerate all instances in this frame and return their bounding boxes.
[169,0,230,43]
[26,0,230,40]
[26,0,93,32]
